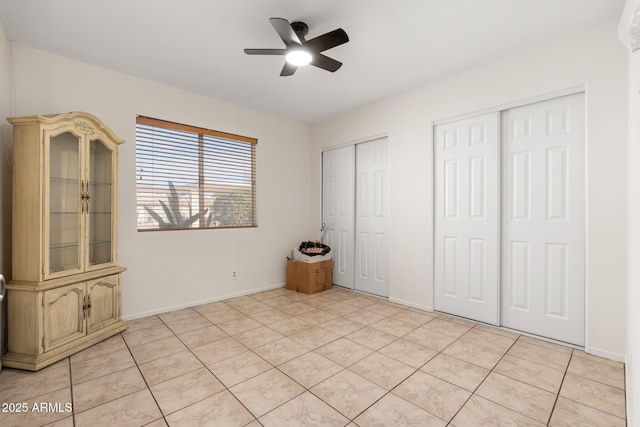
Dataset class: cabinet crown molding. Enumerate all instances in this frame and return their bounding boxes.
[7,111,125,145]
[73,119,96,135]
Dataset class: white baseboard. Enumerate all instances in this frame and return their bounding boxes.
[585,346,626,363]
[123,283,286,321]
[388,297,433,313]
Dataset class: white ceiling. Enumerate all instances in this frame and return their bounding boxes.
[0,0,626,124]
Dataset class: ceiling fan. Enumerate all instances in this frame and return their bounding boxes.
[244,18,349,76]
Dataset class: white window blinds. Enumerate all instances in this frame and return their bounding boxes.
[136,116,257,231]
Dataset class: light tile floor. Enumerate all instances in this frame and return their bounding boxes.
[0,287,626,426]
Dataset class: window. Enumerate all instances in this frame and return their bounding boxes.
[136,116,257,231]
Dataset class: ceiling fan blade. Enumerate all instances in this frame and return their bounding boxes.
[244,48,287,55]
[311,54,342,72]
[280,62,297,76]
[305,29,349,52]
[269,17,301,47]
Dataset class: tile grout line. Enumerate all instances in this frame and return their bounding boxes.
[220,296,409,423]
[253,310,384,423]
[437,325,581,424]
[172,301,289,425]
[507,339,626,421]
[444,327,524,425]
[68,358,76,427]
[338,315,505,424]
[159,310,265,425]
[400,322,501,424]
[231,292,358,423]
[165,304,282,423]
[546,349,575,426]
[277,303,420,421]
[308,313,456,424]
[298,312,452,423]
[65,344,156,422]
[121,326,169,426]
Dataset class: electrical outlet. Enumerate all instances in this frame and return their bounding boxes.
[231,269,238,279]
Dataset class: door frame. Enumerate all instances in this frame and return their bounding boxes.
[432,86,588,347]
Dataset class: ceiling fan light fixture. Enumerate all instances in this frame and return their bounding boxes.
[285,49,312,66]
[244,18,348,76]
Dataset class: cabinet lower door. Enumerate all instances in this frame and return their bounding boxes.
[86,275,120,334]
[43,284,86,352]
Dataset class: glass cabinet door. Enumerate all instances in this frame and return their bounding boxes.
[48,132,82,275]
[88,139,114,267]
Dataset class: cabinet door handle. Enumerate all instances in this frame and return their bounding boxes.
[86,294,92,316]
[82,296,87,318]
[80,181,91,214]
[80,181,87,213]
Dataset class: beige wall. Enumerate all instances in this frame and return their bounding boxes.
[8,44,314,319]
[311,20,628,360]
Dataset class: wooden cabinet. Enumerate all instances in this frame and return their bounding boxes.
[3,112,128,371]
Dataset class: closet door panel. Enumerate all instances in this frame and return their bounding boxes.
[354,138,389,297]
[501,92,585,346]
[322,146,355,288]
[434,112,500,324]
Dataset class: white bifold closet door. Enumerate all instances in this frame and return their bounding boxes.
[501,93,585,346]
[354,138,389,297]
[434,92,585,346]
[434,112,501,325]
[322,145,355,289]
[322,138,389,297]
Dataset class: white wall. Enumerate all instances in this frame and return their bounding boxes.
[311,20,628,359]
[8,44,313,319]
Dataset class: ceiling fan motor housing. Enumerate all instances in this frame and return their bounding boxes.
[290,21,309,39]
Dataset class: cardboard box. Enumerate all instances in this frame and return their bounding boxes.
[286,259,333,295]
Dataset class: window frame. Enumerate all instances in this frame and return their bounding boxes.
[135,115,257,232]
